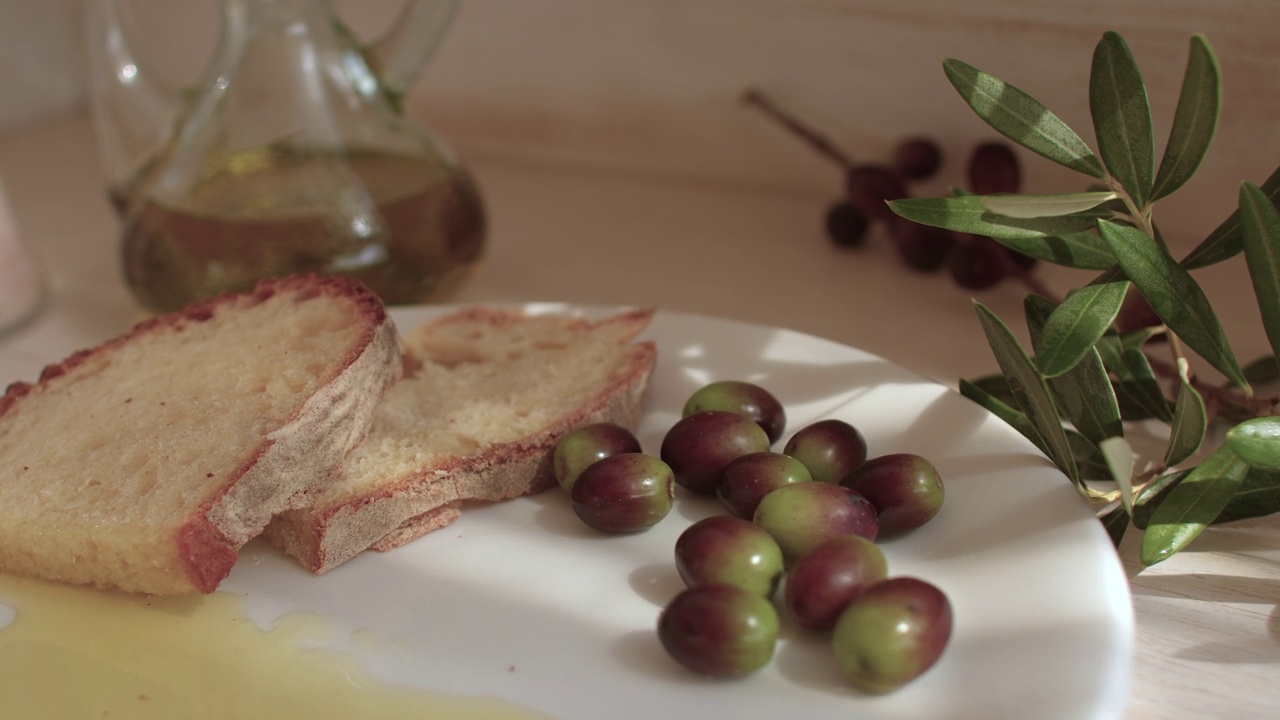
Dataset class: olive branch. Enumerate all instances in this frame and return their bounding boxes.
[888,31,1280,565]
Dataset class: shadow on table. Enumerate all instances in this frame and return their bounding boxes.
[1131,572,1280,663]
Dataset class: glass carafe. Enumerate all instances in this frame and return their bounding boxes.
[85,0,485,313]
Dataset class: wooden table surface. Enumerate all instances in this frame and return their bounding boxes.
[1,114,1277,719]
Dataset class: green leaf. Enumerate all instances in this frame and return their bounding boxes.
[1132,470,1188,529]
[1098,220,1249,389]
[1180,163,1280,269]
[1090,31,1155,207]
[974,302,1079,484]
[1100,436,1136,515]
[1151,35,1221,201]
[888,195,1104,241]
[1024,294,1124,446]
[1035,281,1131,377]
[1226,417,1280,471]
[979,191,1118,219]
[959,378,1048,454]
[1095,337,1174,423]
[1068,431,1114,481]
[1239,181,1280,364]
[1214,467,1280,524]
[1100,503,1129,548]
[942,58,1105,178]
[1164,358,1207,467]
[967,373,1018,407]
[1056,348,1125,445]
[962,376,1111,481]
[1242,355,1280,386]
[1141,444,1249,565]
[989,230,1117,270]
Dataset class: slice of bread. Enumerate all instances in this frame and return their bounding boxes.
[0,275,403,594]
[264,306,658,574]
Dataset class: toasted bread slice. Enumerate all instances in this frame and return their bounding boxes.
[0,275,402,594]
[264,307,657,574]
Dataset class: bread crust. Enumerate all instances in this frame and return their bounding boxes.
[0,275,402,594]
[265,308,657,574]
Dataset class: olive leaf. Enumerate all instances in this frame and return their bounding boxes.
[1024,294,1124,445]
[888,195,1104,241]
[1100,436,1137,515]
[1151,35,1221,201]
[1180,163,1280,269]
[979,191,1118,218]
[1090,31,1155,207]
[1239,181,1280,364]
[942,58,1105,179]
[1214,468,1280,524]
[1242,355,1280,386]
[1141,444,1249,565]
[960,377,1111,480]
[959,378,1047,454]
[988,229,1117,270]
[1132,470,1188,529]
[967,373,1018,408]
[1098,220,1249,389]
[974,302,1079,484]
[1096,338,1175,423]
[1100,503,1130,548]
[1164,358,1208,467]
[1035,281,1131,377]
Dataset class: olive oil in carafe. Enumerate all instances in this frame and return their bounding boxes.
[119,148,485,313]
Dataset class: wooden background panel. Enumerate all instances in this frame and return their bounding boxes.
[67,0,1280,251]
[406,1,1277,252]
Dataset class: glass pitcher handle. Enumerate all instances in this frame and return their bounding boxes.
[83,0,185,203]
[366,0,460,104]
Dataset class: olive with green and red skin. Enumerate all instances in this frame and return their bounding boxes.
[716,451,813,519]
[752,482,878,565]
[675,515,785,598]
[784,535,888,631]
[570,453,674,533]
[832,576,953,693]
[660,410,771,495]
[553,422,642,492]
[841,453,944,536]
[682,381,787,444]
[783,419,868,485]
[657,582,780,678]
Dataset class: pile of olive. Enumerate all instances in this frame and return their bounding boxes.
[551,380,953,694]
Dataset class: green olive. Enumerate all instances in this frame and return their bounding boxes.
[1226,417,1280,471]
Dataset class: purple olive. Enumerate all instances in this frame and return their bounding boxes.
[661,411,771,495]
[570,453,674,533]
[967,141,1021,195]
[553,422,642,491]
[832,577,953,693]
[657,583,779,678]
[716,451,813,519]
[783,419,868,484]
[892,137,943,181]
[784,535,888,631]
[846,165,908,223]
[682,381,787,444]
[752,482,879,565]
[840,453,944,536]
[675,516,785,597]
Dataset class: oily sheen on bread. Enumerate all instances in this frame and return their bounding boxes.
[0,275,402,594]
[264,306,658,574]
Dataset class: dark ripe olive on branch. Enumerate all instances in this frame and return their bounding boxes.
[967,141,1022,195]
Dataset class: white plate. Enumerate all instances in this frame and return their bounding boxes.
[226,304,1132,719]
